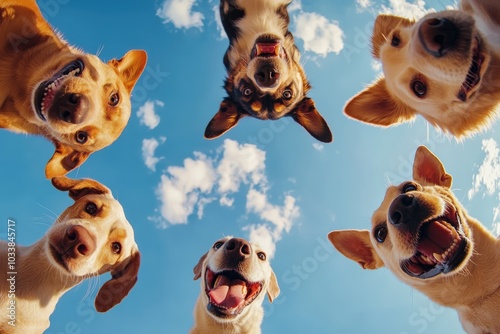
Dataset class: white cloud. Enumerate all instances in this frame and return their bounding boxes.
[137,100,163,130]
[212,5,226,39]
[356,0,372,9]
[380,0,429,19]
[312,143,324,151]
[152,139,300,257]
[142,137,166,171]
[293,12,344,57]
[156,0,204,29]
[288,0,302,12]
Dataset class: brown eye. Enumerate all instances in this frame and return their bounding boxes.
[111,242,122,254]
[109,92,120,106]
[374,225,388,243]
[257,252,266,261]
[75,131,88,144]
[282,89,292,100]
[391,34,401,47]
[213,241,224,250]
[403,182,418,193]
[85,202,98,215]
[412,80,427,97]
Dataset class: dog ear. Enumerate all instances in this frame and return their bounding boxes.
[51,176,111,201]
[45,142,90,179]
[193,252,208,280]
[267,270,280,303]
[372,15,414,58]
[292,97,333,143]
[204,99,246,139]
[328,230,384,270]
[108,50,148,94]
[344,78,416,128]
[95,250,141,312]
[413,146,453,188]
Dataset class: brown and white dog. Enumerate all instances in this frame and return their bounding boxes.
[0,177,141,334]
[191,236,280,334]
[204,0,333,143]
[328,146,500,333]
[0,0,147,177]
[344,0,500,138]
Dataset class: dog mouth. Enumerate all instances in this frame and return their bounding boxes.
[205,268,263,319]
[251,37,286,60]
[34,59,84,121]
[49,243,72,273]
[457,37,485,102]
[401,204,469,279]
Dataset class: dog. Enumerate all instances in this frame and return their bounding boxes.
[344,0,500,138]
[0,176,141,334]
[204,0,333,143]
[328,146,500,333]
[191,236,280,334]
[0,0,147,178]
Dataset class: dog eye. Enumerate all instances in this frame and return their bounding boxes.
[402,182,418,193]
[111,242,122,254]
[213,241,224,250]
[75,131,88,144]
[391,34,401,47]
[411,80,427,98]
[243,88,252,96]
[108,92,120,106]
[85,202,98,215]
[282,89,292,100]
[257,252,266,261]
[374,225,388,243]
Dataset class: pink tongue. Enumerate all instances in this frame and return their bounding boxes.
[417,221,454,257]
[257,43,279,55]
[209,276,246,309]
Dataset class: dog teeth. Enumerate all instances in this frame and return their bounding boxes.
[433,253,443,262]
[213,275,222,288]
[242,284,247,296]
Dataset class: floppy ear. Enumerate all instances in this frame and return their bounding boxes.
[328,230,384,270]
[193,252,208,280]
[372,14,414,58]
[413,146,452,188]
[204,99,246,139]
[51,176,111,201]
[108,50,148,94]
[95,250,141,312]
[291,97,333,143]
[343,78,416,127]
[45,142,90,178]
[267,270,280,303]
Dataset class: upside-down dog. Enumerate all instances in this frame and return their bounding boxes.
[204,0,333,143]
[0,0,147,177]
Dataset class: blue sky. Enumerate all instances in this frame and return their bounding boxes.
[1,0,500,333]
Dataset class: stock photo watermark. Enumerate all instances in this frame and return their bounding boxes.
[5,219,17,327]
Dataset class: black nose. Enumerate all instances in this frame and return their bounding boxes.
[388,194,415,226]
[224,237,252,259]
[254,65,280,88]
[56,93,89,124]
[418,18,457,57]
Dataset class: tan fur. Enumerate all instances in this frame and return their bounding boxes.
[0,177,140,334]
[344,0,500,138]
[0,0,147,177]
[328,146,500,333]
[190,236,280,334]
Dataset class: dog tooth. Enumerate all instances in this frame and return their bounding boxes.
[433,253,443,262]
[242,284,248,296]
[213,275,221,288]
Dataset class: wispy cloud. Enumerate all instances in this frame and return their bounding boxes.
[142,137,166,172]
[137,100,163,130]
[293,12,344,57]
[156,0,204,29]
[380,0,429,19]
[312,143,324,151]
[212,5,226,39]
[151,139,299,258]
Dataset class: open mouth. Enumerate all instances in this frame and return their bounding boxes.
[457,37,485,102]
[205,268,263,318]
[34,59,84,121]
[251,37,286,59]
[401,204,469,279]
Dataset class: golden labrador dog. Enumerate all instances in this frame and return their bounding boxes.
[0,177,140,334]
[344,0,500,138]
[0,0,147,177]
[328,146,500,333]
[204,0,333,143]
[191,236,280,334]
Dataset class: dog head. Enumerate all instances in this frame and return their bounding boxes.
[329,146,473,287]
[47,176,140,312]
[28,50,147,178]
[193,236,280,322]
[205,32,332,142]
[344,10,495,137]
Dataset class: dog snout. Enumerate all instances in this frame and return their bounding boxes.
[224,237,252,260]
[55,93,89,124]
[63,225,96,257]
[418,17,458,57]
[254,64,280,88]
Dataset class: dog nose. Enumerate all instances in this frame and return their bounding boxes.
[254,65,280,88]
[418,18,457,57]
[388,194,415,226]
[64,225,96,257]
[57,93,89,124]
[224,238,252,259]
